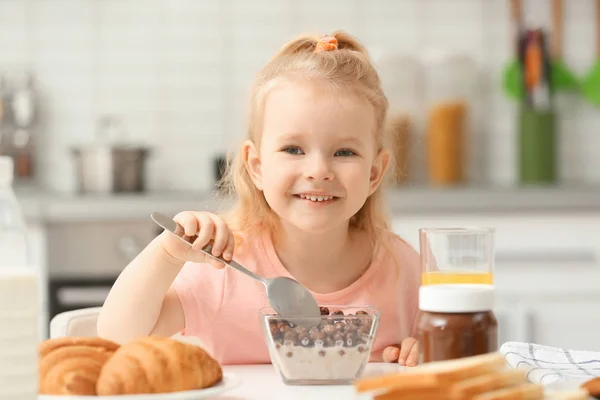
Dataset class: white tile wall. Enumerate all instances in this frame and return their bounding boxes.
[0,0,598,192]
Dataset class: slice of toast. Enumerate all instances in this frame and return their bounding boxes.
[355,351,595,400]
[471,383,545,400]
[409,352,508,382]
[373,387,447,400]
[356,352,507,394]
[545,388,590,400]
[355,371,439,393]
[450,370,528,400]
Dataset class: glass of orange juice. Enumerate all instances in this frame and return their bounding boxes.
[419,227,495,285]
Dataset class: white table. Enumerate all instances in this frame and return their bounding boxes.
[215,363,406,400]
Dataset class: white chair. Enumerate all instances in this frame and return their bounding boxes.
[50,307,101,338]
[49,307,204,346]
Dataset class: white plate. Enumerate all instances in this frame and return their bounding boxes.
[39,373,240,400]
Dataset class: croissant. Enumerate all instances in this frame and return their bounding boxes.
[97,336,222,395]
[38,340,117,395]
[39,337,120,359]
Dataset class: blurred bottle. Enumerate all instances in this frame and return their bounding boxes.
[0,156,28,267]
[0,73,6,125]
[11,71,38,179]
[426,101,467,185]
[424,52,478,186]
[386,113,412,184]
[376,52,423,184]
[0,73,10,155]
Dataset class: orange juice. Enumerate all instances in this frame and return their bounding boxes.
[421,271,493,285]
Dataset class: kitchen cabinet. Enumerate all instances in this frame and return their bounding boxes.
[46,220,158,278]
[514,298,600,352]
[491,301,514,348]
[391,211,600,351]
[44,220,160,330]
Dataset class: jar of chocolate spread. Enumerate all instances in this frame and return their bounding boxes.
[417,284,498,363]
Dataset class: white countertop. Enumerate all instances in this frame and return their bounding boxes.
[217,363,405,400]
[15,183,600,222]
[215,363,593,400]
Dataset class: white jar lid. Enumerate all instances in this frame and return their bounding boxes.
[419,284,495,313]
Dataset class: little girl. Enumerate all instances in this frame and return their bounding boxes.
[98,31,421,367]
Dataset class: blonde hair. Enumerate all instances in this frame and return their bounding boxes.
[219,31,395,248]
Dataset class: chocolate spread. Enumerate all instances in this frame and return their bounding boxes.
[417,309,498,363]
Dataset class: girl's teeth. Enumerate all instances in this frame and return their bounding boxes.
[300,195,333,202]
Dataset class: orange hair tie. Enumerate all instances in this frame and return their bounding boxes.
[314,36,338,52]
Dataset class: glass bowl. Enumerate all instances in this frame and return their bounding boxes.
[259,305,380,385]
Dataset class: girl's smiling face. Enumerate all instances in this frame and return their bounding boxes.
[244,81,389,234]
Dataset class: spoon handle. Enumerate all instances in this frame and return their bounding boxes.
[150,212,265,284]
[202,243,265,283]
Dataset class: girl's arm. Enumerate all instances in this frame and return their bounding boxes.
[96,234,186,343]
[97,211,236,343]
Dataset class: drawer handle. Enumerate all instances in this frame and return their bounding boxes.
[496,250,597,264]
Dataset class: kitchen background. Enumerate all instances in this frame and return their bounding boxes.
[1,0,600,350]
[0,0,599,190]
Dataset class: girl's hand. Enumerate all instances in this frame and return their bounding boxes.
[382,337,419,366]
[159,211,235,269]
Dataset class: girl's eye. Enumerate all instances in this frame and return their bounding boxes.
[335,149,356,157]
[282,146,304,155]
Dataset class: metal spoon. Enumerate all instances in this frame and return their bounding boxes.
[150,212,321,321]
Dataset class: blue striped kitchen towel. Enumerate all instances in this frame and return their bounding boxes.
[500,342,600,386]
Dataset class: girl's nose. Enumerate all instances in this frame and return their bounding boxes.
[304,155,334,181]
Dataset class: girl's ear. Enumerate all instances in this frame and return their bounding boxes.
[369,148,390,195]
[243,140,263,190]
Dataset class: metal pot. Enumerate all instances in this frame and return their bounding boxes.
[71,145,150,194]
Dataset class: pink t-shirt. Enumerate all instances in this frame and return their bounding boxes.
[172,230,420,365]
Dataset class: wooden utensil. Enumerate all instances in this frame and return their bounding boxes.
[503,0,525,100]
[583,0,600,107]
[550,0,580,91]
